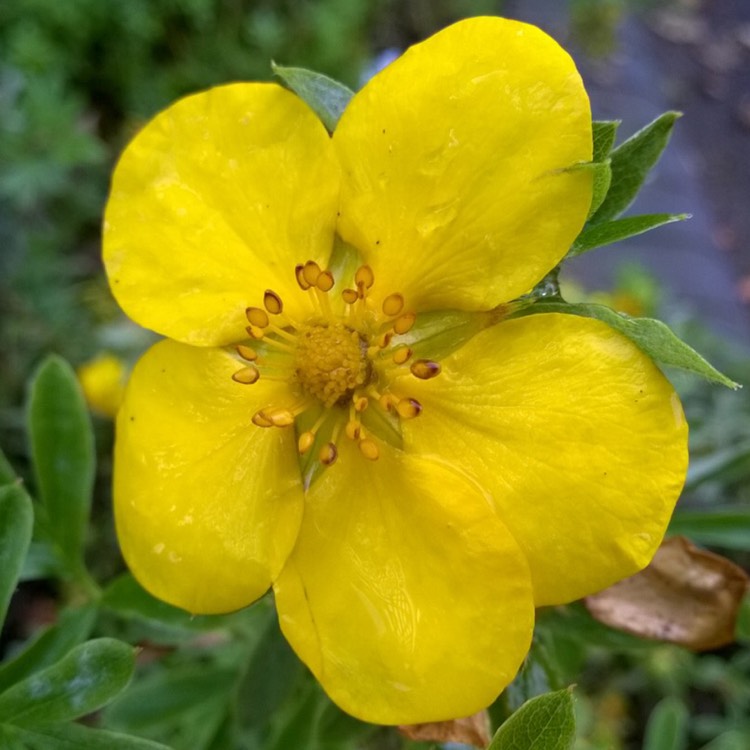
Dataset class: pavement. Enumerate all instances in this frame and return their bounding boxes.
[505,0,750,343]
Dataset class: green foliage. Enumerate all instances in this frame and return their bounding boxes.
[489,689,576,750]
[272,64,353,132]
[643,697,689,750]
[0,485,33,628]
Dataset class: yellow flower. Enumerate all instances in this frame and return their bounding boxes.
[103,18,687,724]
[77,353,127,418]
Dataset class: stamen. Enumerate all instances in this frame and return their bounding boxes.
[316,271,335,292]
[246,325,265,340]
[298,431,315,455]
[342,288,358,305]
[345,420,361,440]
[236,345,258,361]
[396,398,422,419]
[379,394,399,412]
[393,312,416,335]
[267,324,298,343]
[302,260,321,287]
[295,264,311,290]
[246,307,269,328]
[253,334,294,353]
[264,290,284,315]
[392,346,413,365]
[410,359,441,379]
[355,265,375,290]
[319,442,338,466]
[359,439,379,461]
[261,408,296,427]
[354,395,368,412]
[251,411,274,428]
[232,366,260,384]
[382,293,404,317]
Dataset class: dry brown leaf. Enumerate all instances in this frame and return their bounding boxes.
[398,709,491,748]
[585,535,749,650]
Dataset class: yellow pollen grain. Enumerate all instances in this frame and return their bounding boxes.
[246,307,269,328]
[263,290,284,315]
[410,359,441,380]
[393,312,416,335]
[236,345,258,361]
[382,293,404,317]
[232,366,260,384]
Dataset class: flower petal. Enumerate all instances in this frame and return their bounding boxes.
[104,83,340,346]
[115,339,304,614]
[274,440,534,724]
[401,313,688,606]
[333,17,592,310]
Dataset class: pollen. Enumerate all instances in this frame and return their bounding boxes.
[294,322,369,407]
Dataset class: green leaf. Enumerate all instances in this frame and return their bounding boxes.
[684,443,750,490]
[26,355,95,571]
[643,696,689,750]
[19,541,64,582]
[0,448,17,486]
[588,159,612,218]
[0,721,173,749]
[669,509,750,550]
[0,606,98,694]
[0,484,34,629]
[521,301,739,388]
[591,112,681,223]
[271,63,353,132]
[592,120,620,163]
[101,573,231,633]
[0,638,134,728]
[569,213,689,257]
[489,688,576,750]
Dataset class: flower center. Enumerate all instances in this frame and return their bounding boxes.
[231,259,442,471]
[294,322,369,407]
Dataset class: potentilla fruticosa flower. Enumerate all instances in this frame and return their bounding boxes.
[103,17,688,724]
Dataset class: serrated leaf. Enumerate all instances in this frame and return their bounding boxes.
[592,120,620,163]
[569,213,689,257]
[272,63,353,132]
[591,112,681,223]
[521,302,738,388]
[489,688,576,750]
[669,509,750,550]
[0,721,173,749]
[0,638,134,728]
[0,606,98,694]
[0,484,33,629]
[26,355,95,571]
[643,697,689,750]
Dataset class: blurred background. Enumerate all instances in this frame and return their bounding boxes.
[2,1,750,748]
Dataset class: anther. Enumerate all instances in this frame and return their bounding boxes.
[236,345,258,361]
[410,359,441,379]
[359,439,379,461]
[393,312,416,335]
[263,290,284,315]
[265,408,296,427]
[379,394,398,412]
[345,420,361,441]
[316,270,334,292]
[342,288,358,304]
[354,396,369,412]
[232,366,260,384]
[303,260,321,287]
[246,307,269,328]
[392,346,413,365]
[298,431,315,455]
[382,293,404,317]
[319,442,338,466]
[355,265,375,290]
[246,325,264,340]
[295,264,311,290]
[396,398,422,419]
[251,410,274,428]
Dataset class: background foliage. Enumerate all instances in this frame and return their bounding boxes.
[1,1,749,748]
